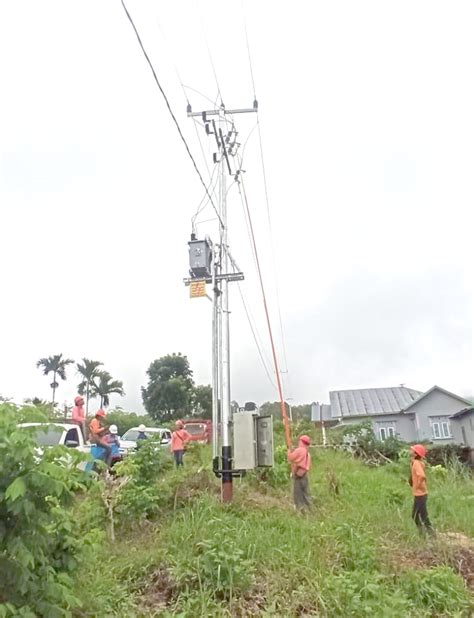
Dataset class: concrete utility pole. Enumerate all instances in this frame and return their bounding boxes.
[185,102,257,502]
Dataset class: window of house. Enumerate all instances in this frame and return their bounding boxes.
[379,426,395,441]
[431,420,451,439]
[441,421,451,438]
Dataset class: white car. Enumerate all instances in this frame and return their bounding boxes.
[18,422,91,469]
[119,426,172,456]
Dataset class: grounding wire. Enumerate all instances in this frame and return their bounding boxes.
[192,162,220,229]
[155,12,218,210]
[237,282,278,391]
[119,0,224,229]
[235,167,276,380]
[243,11,293,399]
[243,9,257,100]
[238,174,292,447]
[256,117,292,398]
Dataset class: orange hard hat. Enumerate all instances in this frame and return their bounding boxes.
[74,396,84,405]
[175,420,184,429]
[410,444,427,458]
[96,409,106,417]
[300,435,311,445]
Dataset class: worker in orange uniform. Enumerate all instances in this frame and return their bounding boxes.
[71,395,86,439]
[171,420,191,467]
[89,409,112,466]
[287,435,312,510]
[410,444,434,536]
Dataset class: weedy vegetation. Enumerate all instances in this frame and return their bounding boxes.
[1,406,473,616]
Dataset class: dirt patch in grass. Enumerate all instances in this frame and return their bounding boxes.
[231,583,268,617]
[438,532,474,589]
[139,567,175,613]
[172,470,220,508]
[386,532,474,590]
[235,488,293,512]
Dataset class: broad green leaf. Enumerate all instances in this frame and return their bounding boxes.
[5,477,26,502]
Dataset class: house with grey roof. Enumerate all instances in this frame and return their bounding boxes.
[312,385,473,446]
[449,407,474,449]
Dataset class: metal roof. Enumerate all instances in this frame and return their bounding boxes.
[311,402,332,422]
[402,385,473,412]
[450,406,474,420]
[329,386,423,418]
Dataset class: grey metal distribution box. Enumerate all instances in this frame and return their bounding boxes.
[188,239,212,278]
[233,411,274,470]
[256,415,274,467]
[233,411,257,470]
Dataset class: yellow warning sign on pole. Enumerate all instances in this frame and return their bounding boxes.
[190,280,207,298]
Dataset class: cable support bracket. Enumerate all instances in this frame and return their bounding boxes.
[183,273,244,285]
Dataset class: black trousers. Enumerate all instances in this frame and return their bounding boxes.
[412,494,433,531]
[174,449,184,466]
[293,474,311,510]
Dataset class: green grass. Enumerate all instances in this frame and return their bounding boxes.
[73,448,474,617]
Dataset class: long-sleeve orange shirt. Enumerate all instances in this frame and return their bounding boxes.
[411,459,427,496]
[171,429,191,452]
[287,445,311,476]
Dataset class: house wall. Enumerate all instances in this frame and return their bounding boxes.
[335,414,416,442]
[451,413,474,448]
[411,390,467,444]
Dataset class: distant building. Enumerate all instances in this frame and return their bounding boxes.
[312,385,473,446]
[449,406,474,449]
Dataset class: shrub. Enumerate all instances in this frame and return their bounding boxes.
[255,444,289,488]
[332,421,406,463]
[426,444,469,466]
[114,438,170,525]
[399,566,472,615]
[0,405,91,616]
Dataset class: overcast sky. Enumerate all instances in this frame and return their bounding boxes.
[1,0,472,413]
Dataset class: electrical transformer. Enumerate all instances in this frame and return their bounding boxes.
[233,411,274,470]
[188,238,213,278]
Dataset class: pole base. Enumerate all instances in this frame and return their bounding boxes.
[221,480,233,503]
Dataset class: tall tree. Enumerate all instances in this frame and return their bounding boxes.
[142,353,194,422]
[91,371,125,408]
[36,354,74,411]
[193,384,212,419]
[76,358,103,415]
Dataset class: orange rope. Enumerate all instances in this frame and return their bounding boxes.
[239,179,292,449]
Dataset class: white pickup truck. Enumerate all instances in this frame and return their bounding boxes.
[18,422,91,469]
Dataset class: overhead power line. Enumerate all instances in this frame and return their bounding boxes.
[242,11,292,399]
[119,0,223,228]
[237,282,277,391]
[238,176,292,448]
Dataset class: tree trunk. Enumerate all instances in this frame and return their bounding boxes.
[52,370,57,414]
[86,382,90,416]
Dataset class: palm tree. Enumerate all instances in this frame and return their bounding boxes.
[91,370,125,408]
[36,354,74,410]
[76,358,103,415]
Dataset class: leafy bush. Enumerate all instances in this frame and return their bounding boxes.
[322,571,413,616]
[399,566,472,615]
[255,444,289,488]
[332,421,406,463]
[115,438,170,525]
[426,444,469,466]
[0,405,91,616]
[333,523,378,571]
[194,536,254,598]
